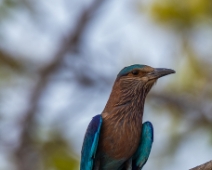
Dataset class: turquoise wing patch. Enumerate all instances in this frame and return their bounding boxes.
[80,115,103,170]
[132,121,154,170]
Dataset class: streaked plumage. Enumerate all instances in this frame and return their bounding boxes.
[80,64,175,170]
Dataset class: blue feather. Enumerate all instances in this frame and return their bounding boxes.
[132,121,154,170]
[80,115,103,170]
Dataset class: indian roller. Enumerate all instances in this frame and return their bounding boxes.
[80,64,175,170]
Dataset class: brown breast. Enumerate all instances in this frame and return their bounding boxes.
[99,114,142,160]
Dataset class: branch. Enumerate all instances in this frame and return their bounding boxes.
[14,0,106,170]
[190,160,212,170]
[0,50,23,70]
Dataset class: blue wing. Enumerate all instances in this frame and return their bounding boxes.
[80,115,103,170]
[132,121,154,170]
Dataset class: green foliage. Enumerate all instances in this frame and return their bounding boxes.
[0,0,39,23]
[150,0,212,29]
[41,135,79,170]
[0,0,20,21]
[177,56,208,93]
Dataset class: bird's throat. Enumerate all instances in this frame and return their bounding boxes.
[102,78,155,119]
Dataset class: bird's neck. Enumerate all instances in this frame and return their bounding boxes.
[102,81,148,120]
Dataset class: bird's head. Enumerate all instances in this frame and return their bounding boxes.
[117,64,175,89]
[103,64,175,117]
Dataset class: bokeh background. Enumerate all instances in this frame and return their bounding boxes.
[0,0,212,170]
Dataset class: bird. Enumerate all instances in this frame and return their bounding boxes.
[80,64,175,170]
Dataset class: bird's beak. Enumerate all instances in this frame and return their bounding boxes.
[148,68,175,80]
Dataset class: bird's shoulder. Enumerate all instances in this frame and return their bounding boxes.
[80,115,103,170]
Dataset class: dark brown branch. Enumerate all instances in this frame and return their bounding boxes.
[0,50,23,70]
[190,160,212,170]
[14,0,106,170]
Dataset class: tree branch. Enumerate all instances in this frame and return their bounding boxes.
[190,160,212,170]
[14,0,106,170]
[0,50,23,70]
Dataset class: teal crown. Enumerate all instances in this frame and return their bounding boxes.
[117,64,146,77]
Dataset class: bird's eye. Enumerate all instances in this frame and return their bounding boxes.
[132,70,139,75]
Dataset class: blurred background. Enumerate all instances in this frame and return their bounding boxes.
[0,0,212,170]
